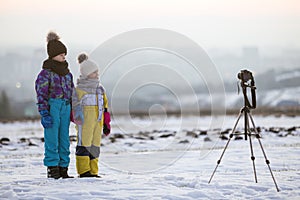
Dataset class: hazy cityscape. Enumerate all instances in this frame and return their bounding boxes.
[1,0,299,119]
[0,45,299,119]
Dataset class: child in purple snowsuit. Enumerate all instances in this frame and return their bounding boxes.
[35,31,74,179]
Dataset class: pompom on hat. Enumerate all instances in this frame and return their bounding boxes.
[78,53,99,77]
[46,31,67,58]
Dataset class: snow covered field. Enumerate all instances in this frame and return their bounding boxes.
[0,115,299,200]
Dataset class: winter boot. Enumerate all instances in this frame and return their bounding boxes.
[79,171,101,178]
[59,167,74,178]
[47,166,60,179]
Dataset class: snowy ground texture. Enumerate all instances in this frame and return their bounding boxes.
[0,115,299,200]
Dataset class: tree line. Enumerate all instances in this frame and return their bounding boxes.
[0,90,12,119]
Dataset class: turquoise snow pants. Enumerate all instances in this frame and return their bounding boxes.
[44,98,71,167]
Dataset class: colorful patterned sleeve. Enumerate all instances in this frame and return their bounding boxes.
[99,85,108,110]
[103,93,109,110]
[35,69,50,111]
[72,88,80,108]
[70,73,74,90]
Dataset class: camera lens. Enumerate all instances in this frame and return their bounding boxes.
[237,73,242,79]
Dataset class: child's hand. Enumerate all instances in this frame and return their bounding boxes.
[39,110,53,128]
[73,106,84,125]
[103,124,110,136]
[71,110,82,125]
[103,111,111,136]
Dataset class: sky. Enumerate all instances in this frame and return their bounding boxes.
[0,0,300,51]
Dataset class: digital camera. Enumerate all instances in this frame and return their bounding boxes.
[237,69,253,82]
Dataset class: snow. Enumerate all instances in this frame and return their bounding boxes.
[0,115,299,199]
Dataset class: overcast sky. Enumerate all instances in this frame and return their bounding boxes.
[0,0,299,51]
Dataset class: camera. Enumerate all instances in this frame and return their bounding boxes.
[237,69,256,109]
[237,69,253,83]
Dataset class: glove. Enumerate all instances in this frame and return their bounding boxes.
[73,106,84,125]
[103,111,111,136]
[70,109,75,123]
[39,110,53,129]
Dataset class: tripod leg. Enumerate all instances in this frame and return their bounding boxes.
[248,113,280,192]
[244,108,248,140]
[208,112,243,184]
[246,114,258,183]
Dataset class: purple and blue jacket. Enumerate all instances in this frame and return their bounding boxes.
[35,69,74,111]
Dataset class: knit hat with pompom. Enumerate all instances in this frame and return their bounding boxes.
[47,31,67,58]
[78,53,99,77]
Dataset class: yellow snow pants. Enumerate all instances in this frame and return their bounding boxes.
[76,106,103,175]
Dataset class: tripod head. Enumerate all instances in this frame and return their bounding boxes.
[237,69,256,109]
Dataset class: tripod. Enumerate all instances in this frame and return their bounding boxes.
[208,70,280,192]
